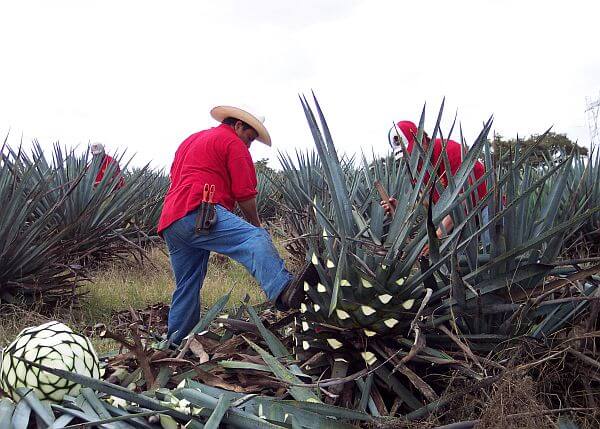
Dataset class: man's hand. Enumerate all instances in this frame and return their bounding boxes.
[421,214,454,256]
[237,197,261,227]
[380,197,398,216]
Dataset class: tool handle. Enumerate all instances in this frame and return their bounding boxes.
[374,180,395,215]
[202,184,210,202]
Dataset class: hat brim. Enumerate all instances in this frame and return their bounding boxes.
[210,106,272,146]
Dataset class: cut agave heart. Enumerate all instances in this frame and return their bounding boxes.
[0,321,101,402]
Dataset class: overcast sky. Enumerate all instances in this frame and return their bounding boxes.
[1,0,599,170]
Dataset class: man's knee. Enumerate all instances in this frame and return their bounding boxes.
[249,228,277,253]
[251,227,270,243]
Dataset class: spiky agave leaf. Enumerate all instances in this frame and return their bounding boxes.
[33,144,164,266]
[0,144,84,302]
[564,146,600,256]
[272,148,355,261]
[256,167,278,220]
[289,95,495,331]
[126,166,170,236]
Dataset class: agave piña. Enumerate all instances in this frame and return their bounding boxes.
[0,321,100,402]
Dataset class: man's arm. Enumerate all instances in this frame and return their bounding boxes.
[380,197,398,215]
[440,214,454,235]
[238,197,261,227]
[382,196,454,256]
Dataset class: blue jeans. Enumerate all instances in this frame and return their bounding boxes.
[162,205,292,344]
[481,206,490,248]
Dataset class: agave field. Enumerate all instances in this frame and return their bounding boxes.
[0,141,170,307]
[1,95,599,428]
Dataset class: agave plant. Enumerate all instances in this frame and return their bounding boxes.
[25,143,166,266]
[0,142,83,304]
[563,147,600,257]
[268,150,327,261]
[0,140,170,305]
[271,149,356,262]
[256,167,279,221]
[125,167,170,238]
[277,94,599,412]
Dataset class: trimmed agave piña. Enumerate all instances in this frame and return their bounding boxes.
[0,321,100,402]
[280,94,598,412]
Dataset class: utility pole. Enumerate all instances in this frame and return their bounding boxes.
[585,94,600,147]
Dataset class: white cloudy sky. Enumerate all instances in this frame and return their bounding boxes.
[1,0,599,170]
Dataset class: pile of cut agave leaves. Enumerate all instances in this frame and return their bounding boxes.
[1,279,597,428]
[0,295,390,429]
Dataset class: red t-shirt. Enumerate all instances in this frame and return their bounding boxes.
[157,124,257,234]
[396,121,487,205]
[95,154,125,189]
[410,139,487,205]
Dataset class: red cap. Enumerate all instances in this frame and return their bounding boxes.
[396,121,418,153]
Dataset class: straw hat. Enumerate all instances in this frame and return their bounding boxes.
[90,142,105,155]
[210,105,272,146]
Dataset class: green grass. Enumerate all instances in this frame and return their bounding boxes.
[81,248,265,325]
[0,239,293,354]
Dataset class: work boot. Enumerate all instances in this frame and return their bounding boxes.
[275,262,318,311]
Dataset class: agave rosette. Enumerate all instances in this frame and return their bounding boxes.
[0,141,168,304]
[283,94,598,373]
[564,147,600,256]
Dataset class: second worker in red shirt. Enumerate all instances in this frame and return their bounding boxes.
[386,120,490,254]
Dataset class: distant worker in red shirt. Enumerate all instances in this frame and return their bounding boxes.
[158,106,304,344]
[90,143,125,189]
[384,120,489,252]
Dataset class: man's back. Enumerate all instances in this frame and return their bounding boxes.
[431,138,487,203]
[158,124,257,234]
[94,154,124,188]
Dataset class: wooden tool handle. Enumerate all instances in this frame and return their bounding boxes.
[374,180,395,215]
[374,180,389,201]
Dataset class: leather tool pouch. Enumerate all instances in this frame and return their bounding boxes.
[194,202,217,235]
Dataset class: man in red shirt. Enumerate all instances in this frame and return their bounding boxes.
[158,105,303,344]
[385,120,489,252]
[90,143,125,189]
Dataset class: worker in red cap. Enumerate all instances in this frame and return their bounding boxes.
[384,121,488,253]
[90,143,125,189]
